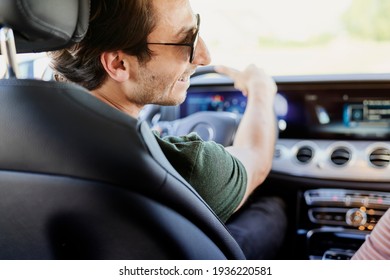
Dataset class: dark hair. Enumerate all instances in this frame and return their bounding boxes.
[49,0,157,90]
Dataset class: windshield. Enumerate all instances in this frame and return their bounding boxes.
[3,0,390,79]
[191,0,390,76]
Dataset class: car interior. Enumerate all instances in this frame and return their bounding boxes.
[141,66,390,260]
[1,0,390,260]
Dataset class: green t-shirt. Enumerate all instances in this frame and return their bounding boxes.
[153,131,247,222]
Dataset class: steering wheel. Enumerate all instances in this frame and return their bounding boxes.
[140,66,241,147]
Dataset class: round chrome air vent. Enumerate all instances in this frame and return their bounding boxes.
[274,147,282,159]
[369,148,390,168]
[296,146,314,163]
[330,147,351,166]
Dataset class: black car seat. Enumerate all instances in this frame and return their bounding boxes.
[0,0,245,259]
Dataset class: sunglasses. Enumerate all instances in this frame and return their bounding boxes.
[147,14,200,63]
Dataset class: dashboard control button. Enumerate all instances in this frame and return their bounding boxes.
[346,208,367,226]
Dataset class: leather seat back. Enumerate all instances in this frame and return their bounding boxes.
[0,0,245,259]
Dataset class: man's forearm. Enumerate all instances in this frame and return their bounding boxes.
[216,65,277,208]
[228,93,276,197]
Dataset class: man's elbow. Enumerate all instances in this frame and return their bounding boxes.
[245,157,272,196]
[253,161,272,188]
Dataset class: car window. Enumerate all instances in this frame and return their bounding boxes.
[191,0,390,76]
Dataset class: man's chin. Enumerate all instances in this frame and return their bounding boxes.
[153,93,187,107]
[169,90,188,106]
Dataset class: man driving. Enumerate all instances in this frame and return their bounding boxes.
[49,0,287,259]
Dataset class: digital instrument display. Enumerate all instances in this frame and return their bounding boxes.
[181,88,246,116]
[182,86,390,140]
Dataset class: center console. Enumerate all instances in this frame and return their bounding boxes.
[302,188,390,259]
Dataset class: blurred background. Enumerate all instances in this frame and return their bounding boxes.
[191,0,390,76]
[2,0,390,79]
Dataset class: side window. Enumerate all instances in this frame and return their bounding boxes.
[18,60,34,78]
[16,53,51,79]
[0,56,6,78]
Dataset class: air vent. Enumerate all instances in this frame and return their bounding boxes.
[296,146,313,163]
[274,147,282,159]
[330,147,351,166]
[369,148,390,168]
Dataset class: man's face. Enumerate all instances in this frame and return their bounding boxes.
[130,0,211,107]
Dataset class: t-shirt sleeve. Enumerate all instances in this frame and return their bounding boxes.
[154,131,247,223]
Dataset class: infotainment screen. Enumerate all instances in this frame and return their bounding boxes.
[183,86,390,140]
[303,91,390,139]
[343,100,390,127]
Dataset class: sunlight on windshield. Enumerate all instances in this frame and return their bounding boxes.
[191,0,390,76]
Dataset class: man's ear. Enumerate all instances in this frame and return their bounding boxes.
[100,51,130,82]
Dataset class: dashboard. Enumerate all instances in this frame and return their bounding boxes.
[183,83,390,141]
[171,71,390,259]
[180,74,390,184]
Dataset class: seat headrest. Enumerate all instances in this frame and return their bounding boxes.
[0,0,90,53]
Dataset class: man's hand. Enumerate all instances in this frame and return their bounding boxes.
[215,64,277,100]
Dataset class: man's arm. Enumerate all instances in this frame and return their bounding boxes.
[215,64,277,210]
